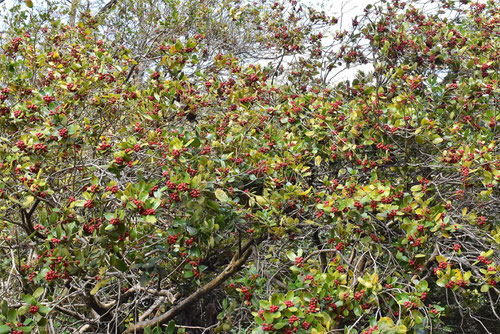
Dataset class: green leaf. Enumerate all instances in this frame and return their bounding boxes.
[274,322,287,330]
[357,277,372,288]
[111,256,128,272]
[139,273,151,287]
[190,175,201,188]
[206,199,219,212]
[1,300,7,316]
[17,305,29,316]
[263,311,273,324]
[436,278,446,287]
[175,39,183,51]
[259,300,270,309]
[415,135,425,144]
[25,0,33,8]
[22,325,34,333]
[73,200,86,207]
[7,309,17,323]
[416,280,428,291]
[0,325,11,334]
[270,293,280,306]
[144,215,157,223]
[21,294,35,305]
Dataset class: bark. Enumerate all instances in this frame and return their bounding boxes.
[97,0,119,18]
[123,237,262,333]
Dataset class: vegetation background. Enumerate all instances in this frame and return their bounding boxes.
[0,0,498,333]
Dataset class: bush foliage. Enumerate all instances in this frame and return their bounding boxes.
[0,0,498,333]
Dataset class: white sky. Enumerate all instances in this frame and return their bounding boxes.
[1,0,376,82]
[1,0,376,34]
[305,0,376,25]
[305,0,377,81]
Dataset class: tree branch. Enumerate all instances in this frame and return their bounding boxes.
[123,237,263,333]
[96,0,118,18]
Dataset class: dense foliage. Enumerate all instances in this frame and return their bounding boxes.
[0,0,498,333]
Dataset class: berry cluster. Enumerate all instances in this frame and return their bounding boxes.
[29,305,40,314]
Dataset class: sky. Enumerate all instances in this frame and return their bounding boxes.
[1,0,377,34]
[305,0,376,26]
[1,0,377,82]
[316,0,377,78]
[295,0,378,82]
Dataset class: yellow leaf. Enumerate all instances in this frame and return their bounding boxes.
[160,55,169,66]
[215,189,229,203]
[410,185,422,192]
[315,155,322,166]
[255,195,268,206]
[379,317,394,326]
[90,279,110,295]
[299,187,312,196]
[53,50,60,59]
[23,196,35,209]
[397,325,407,333]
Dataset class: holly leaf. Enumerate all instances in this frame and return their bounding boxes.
[111,256,128,272]
[0,325,11,334]
[215,189,229,203]
[90,279,110,295]
[165,321,175,334]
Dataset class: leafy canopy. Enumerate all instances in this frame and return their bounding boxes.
[0,0,498,333]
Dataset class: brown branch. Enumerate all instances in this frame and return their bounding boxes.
[123,237,263,333]
[409,244,440,282]
[96,0,118,18]
[82,283,114,321]
[271,277,288,289]
[54,305,87,321]
[312,230,327,272]
[304,248,336,263]
[27,198,40,217]
[125,63,138,83]
[15,201,44,239]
